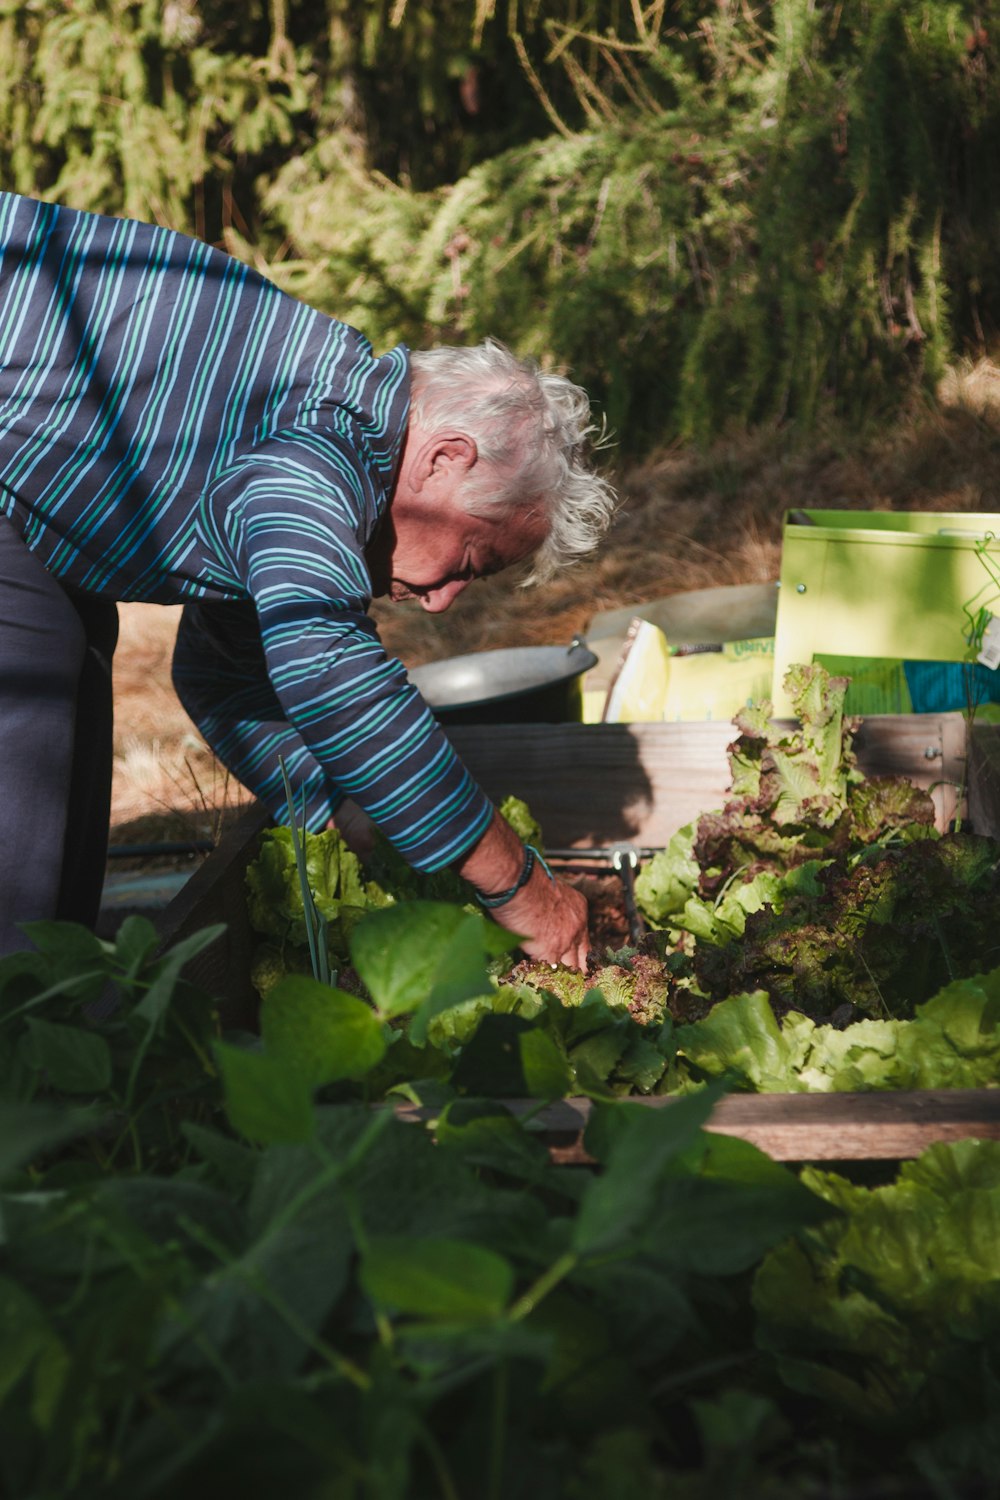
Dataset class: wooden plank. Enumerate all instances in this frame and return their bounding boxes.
[967,721,1000,841]
[393,1089,1000,1163]
[447,715,967,846]
[941,711,969,829]
[446,721,734,847]
[154,801,269,1030]
[852,712,965,829]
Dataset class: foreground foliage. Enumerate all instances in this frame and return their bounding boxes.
[1,914,999,1497]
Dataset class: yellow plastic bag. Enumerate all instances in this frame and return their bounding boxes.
[602,619,775,723]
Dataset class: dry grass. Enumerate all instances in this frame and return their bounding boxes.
[110,604,253,841]
[112,360,1000,830]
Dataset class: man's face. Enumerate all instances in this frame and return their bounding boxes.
[368,428,549,613]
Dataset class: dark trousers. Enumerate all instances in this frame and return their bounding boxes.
[0,518,118,954]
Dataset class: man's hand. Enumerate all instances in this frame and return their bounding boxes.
[494,872,590,970]
[453,807,590,970]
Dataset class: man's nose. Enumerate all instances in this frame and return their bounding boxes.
[419,577,471,613]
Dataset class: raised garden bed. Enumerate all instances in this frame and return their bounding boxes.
[156,709,1000,1161]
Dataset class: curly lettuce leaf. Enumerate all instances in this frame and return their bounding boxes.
[675,966,1000,1093]
[674,990,809,1092]
[508,951,670,1027]
[753,1140,1000,1427]
[731,665,862,827]
[425,982,545,1051]
[246,825,393,952]
[633,823,700,927]
[497,794,544,849]
[846,777,937,844]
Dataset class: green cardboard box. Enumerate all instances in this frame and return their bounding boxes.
[772,510,1000,716]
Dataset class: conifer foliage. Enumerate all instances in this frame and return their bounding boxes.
[0,1,998,452]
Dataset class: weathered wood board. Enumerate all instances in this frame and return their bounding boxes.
[157,801,269,1030]
[394,1090,1000,1163]
[967,719,1000,842]
[446,713,967,846]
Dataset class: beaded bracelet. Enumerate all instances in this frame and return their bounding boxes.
[475,843,554,909]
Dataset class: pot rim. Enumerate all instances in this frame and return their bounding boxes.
[409,641,597,712]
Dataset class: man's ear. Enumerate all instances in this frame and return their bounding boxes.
[426,432,477,480]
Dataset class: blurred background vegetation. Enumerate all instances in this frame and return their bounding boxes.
[4,1,997,826]
[2,0,999,457]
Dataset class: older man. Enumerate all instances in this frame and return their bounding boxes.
[0,191,614,964]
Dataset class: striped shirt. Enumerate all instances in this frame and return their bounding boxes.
[0,192,492,869]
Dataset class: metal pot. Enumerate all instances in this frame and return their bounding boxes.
[408,639,598,725]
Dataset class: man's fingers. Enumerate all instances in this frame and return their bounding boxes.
[491,869,590,970]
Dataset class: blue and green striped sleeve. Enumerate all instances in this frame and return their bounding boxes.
[0,189,494,871]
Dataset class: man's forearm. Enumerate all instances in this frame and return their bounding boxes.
[452,808,590,969]
[341,801,591,968]
[451,807,528,896]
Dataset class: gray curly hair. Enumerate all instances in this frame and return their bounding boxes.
[407,340,616,583]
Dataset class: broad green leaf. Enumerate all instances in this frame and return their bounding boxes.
[18,921,107,969]
[645,1134,835,1274]
[578,1258,694,1365]
[436,1099,555,1182]
[94,1176,244,1261]
[573,1091,718,1257]
[409,912,496,1045]
[691,1389,789,1456]
[361,1235,513,1322]
[526,1287,643,1423]
[16,918,109,1002]
[123,924,226,1105]
[0,1028,35,1106]
[395,1317,553,1375]
[0,1275,68,1426]
[0,932,108,1014]
[450,1014,535,1097]
[261,976,386,1085]
[162,1180,353,1380]
[311,1110,510,1245]
[569,1026,628,1085]
[350,902,514,1020]
[23,1019,112,1094]
[519,1028,574,1099]
[181,1123,258,1194]
[112,914,161,979]
[0,1103,92,1181]
[350,903,469,1016]
[217,1043,314,1144]
[133,924,227,1029]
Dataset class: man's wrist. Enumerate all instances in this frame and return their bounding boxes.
[475,844,554,909]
